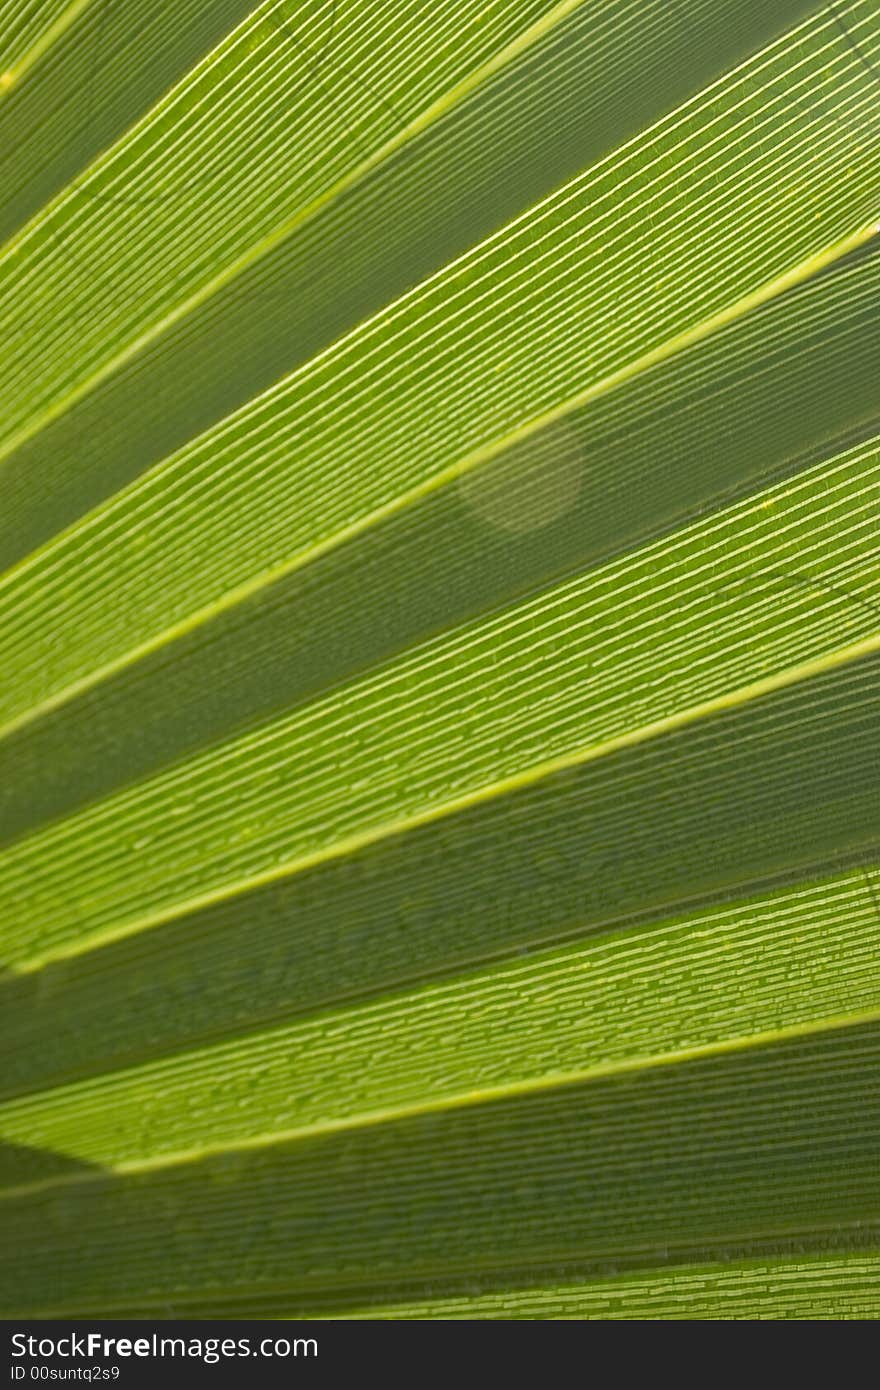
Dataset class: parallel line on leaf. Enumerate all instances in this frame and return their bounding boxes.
[9,629,879,976]
[2,859,875,1175]
[2,1004,877,1203]
[0,4,867,562]
[20,1219,880,1320]
[1,13,874,736]
[0,0,95,92]
[323,1245,880,1320]
[0,219,872,749]
[0,0,593,459]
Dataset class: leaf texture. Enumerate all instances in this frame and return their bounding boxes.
[1,0,879,1319]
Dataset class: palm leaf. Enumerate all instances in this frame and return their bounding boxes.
[0,0,878,1318]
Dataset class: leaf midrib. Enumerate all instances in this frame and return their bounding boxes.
[0,220,873,752]
[0,0,96,92]
[8,628,878,977]
[0,0,595,468]
[2,1004,877,1204]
